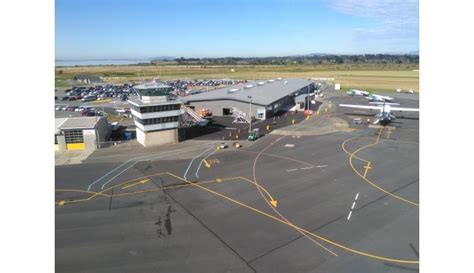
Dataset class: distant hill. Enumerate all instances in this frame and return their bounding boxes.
[301,53,331,57]
[289,53,330,57]
[407,50,419,55]
[149,56,176,61]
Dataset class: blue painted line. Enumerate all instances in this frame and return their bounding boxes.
[195,148,218,179]
[183,146,214,180]
[100,146,209,190]
[100,162,139,190]
[87,159,133,191]
[87,144,209,191]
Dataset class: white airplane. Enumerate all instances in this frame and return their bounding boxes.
[339,102,419,126]
[396,88,415,94]
[367,93,394,102]
[346,89,370,96]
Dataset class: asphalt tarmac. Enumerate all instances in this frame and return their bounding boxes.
[56,91,419,273]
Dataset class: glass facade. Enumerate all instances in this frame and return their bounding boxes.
[131,103,181,113]
[134,115,179,126]
[136,86,173,97]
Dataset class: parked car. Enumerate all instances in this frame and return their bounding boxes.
[55,105,62,111]
[82,95,97,102]
[60,105,68,111]
[218,143,228,149]
[61,96,69,101]
[65,106,75,112]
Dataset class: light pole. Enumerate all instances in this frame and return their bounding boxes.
[248,95,252,133]
[307,85,310,110]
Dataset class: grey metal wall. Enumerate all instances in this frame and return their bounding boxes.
[188,100,266,118]
[95,117,112,148]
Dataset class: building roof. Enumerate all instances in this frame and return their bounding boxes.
[56,117,104,131]
[55,118,68,134]
[180,78,313,106]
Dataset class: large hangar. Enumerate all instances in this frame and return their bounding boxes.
[181,78,314,120]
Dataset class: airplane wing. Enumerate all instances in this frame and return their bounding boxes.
[338,104,382,110]
[390,107,419,112]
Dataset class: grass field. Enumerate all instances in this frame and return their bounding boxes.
[55,64,419,92]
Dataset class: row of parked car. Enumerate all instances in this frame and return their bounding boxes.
[163,79,246,92]
[55,105,103,116]
[59,84,137,102]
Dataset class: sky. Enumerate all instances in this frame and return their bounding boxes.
[55,0,419,60]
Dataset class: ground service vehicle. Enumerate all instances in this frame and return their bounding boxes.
[197,108,213,119]
[218,143,228,149]
[248,128,260,141]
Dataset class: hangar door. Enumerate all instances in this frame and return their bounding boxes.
[64,130,85,150]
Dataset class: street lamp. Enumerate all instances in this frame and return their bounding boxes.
[307,85,310,110]
[248,95,252,133]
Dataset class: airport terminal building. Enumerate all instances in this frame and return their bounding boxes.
[181,78,314,120]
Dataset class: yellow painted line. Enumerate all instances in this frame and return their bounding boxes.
[341,137,370,164]
[55,172,167,205]
[112,179,220,198]
[363,162,372,178]
[387,130,393,139]
[249,136,338,257]
[346,133,419,207]
[355,137,418,145]
[55,175,242,205]
[208,159,221,164]
[165,172,419,264]
[55,189,110,198]
[92,172,167,197]
[121,179,150,189]
[238,177,278,207]
[204,159,211,168]
[55,172,418,263]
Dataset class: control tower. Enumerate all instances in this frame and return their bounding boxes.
[129,82,182,147]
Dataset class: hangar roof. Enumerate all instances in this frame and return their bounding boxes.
[181,78,313,106]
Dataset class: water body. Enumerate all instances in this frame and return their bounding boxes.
[55,59,150,67]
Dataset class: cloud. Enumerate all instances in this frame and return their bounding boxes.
[327,0,419,43]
